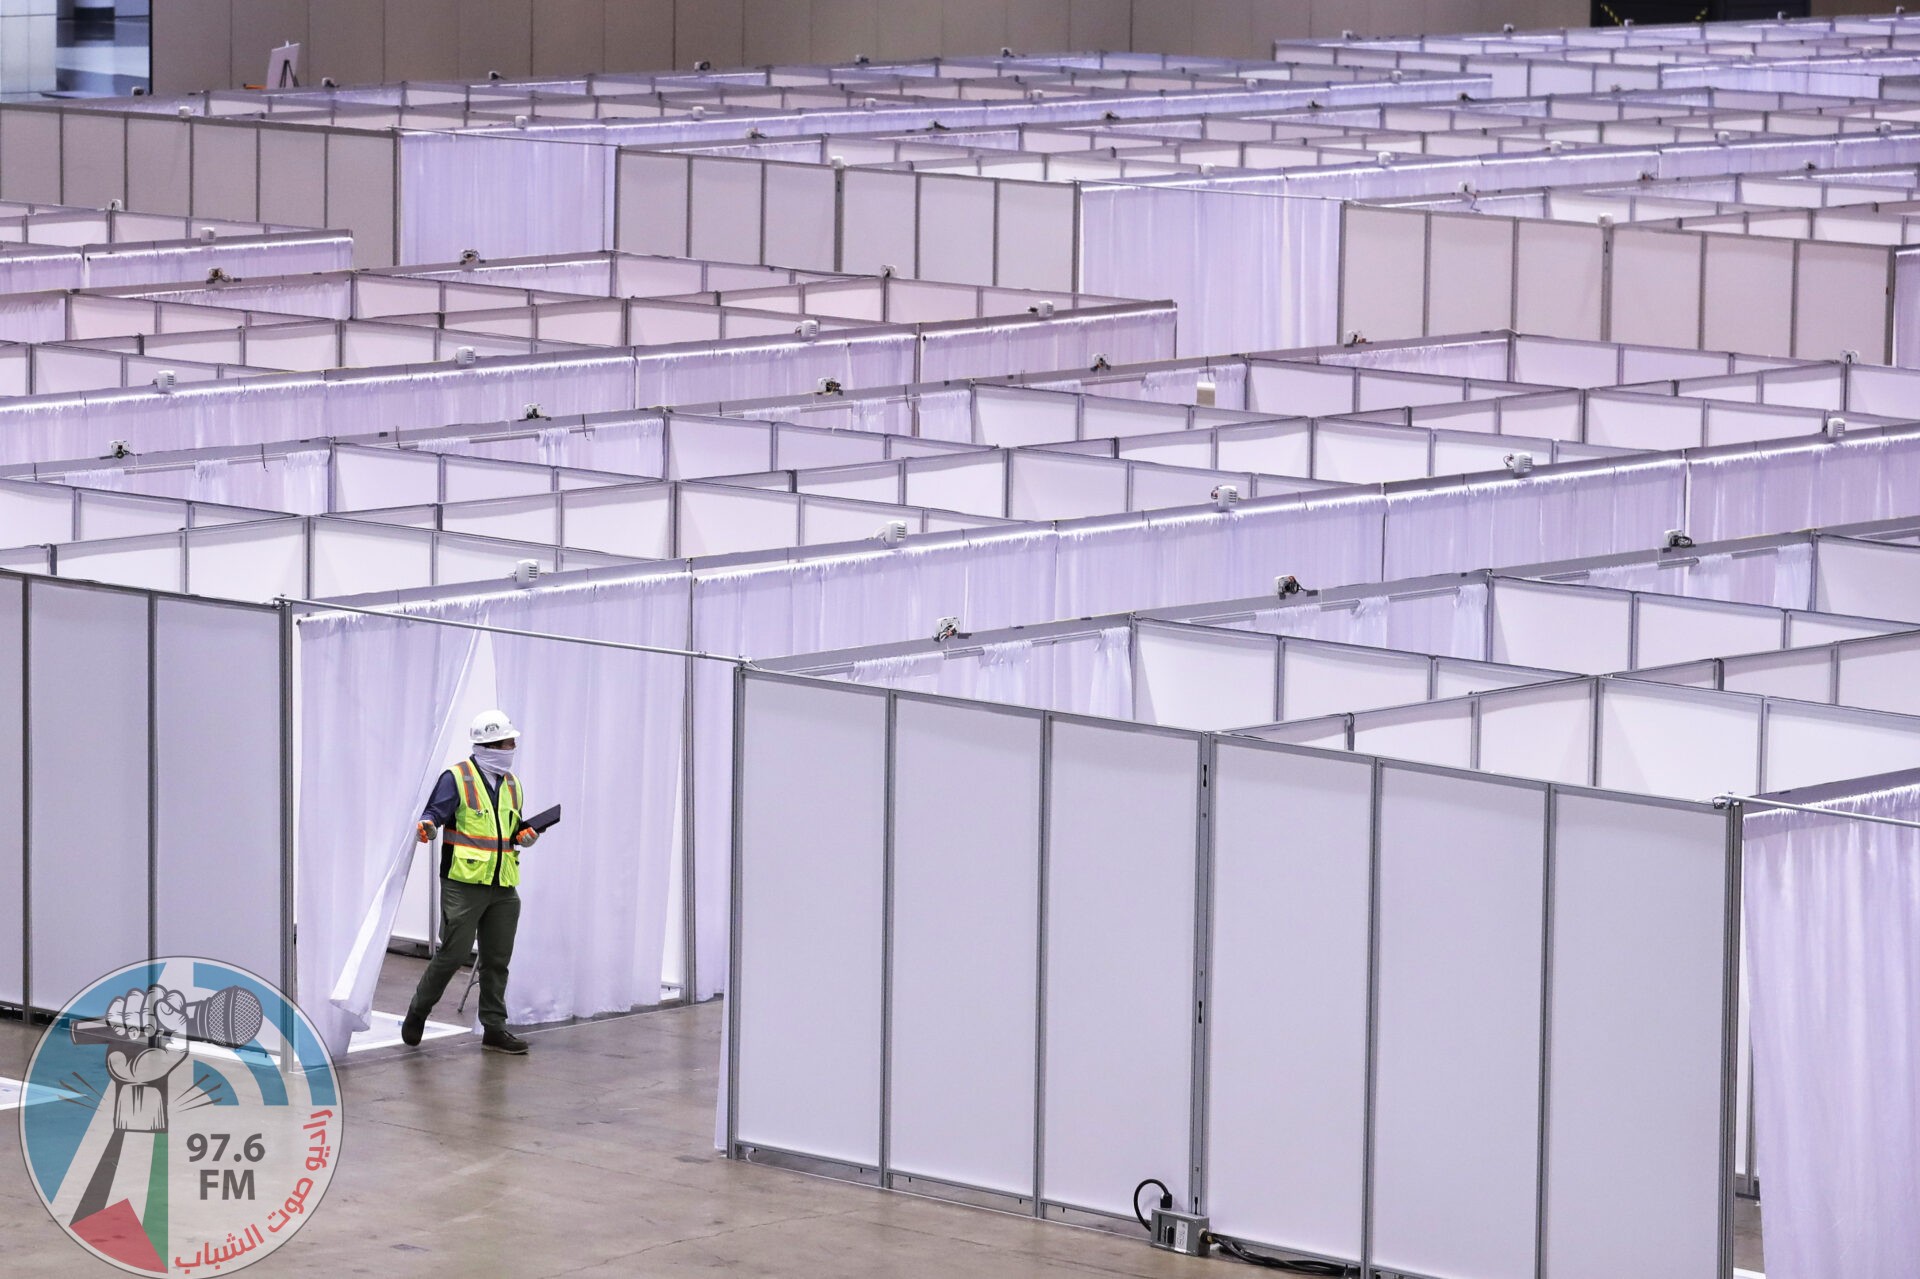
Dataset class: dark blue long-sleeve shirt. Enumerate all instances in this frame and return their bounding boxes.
[420,765,474,827]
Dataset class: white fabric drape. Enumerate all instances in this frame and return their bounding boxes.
[302,576,693,1045]
[480,578,688,1023]
[1745,781,1920,1279]
[915,310,1177,384]
[399,132,612,264]
[1382,461,1687,579]
[80,235,354,288]
[1687,437,1920,543]
[1077,182,1342,357]
[298,609,478,1056]
[1580,543,1815,612]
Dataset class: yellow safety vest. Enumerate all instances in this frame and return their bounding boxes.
[444,758,525,888]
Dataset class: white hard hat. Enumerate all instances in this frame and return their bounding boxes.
[469,709,519,745]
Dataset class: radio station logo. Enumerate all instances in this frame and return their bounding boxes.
[19,957,342,1275]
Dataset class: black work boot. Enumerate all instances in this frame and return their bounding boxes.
[482,1026,529,1055]
[400,1008,426,1047]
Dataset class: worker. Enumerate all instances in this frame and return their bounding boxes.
[401,709,540,1055]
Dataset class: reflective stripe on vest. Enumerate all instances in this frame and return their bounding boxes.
[445,758,524,888]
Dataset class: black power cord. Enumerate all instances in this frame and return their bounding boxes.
[1131,1177,1172,1231]
[1207,1234,1353,1275]
[1132,1175,1352,1275]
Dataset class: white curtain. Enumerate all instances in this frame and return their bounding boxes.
[1382,460,1687,579]
[297,608,478,1056]
[81,234,354,288]
[1580,543,1815,612]
[1745,781,1920,1279]
[399,132,612,264]
[915,310,1177,384]
[1688,436,1920,543]
[1077,181,1342,357]
[638,331,918,407]
[480,576,689,1022]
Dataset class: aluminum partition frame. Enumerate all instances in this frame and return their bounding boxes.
[726,667,1742,1277]
[3,568,292,1017]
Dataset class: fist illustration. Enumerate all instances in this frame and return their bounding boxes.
[103,986,190,1132]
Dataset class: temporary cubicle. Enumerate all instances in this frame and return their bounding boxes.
[0,569,289,1014]
[726,665,1742,1278]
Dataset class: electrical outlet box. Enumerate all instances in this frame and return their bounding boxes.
[1149,1207,1210,1257]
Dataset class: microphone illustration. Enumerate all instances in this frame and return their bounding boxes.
[68,985,264,1050]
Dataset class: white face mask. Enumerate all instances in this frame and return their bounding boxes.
[472,745,515,779]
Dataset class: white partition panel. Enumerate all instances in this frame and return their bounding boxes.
[1835,633,1920,717]
[1314,422,1433,484]
[669,418,775,479]
[616,152,690,257]
[310,521,434,598]
[678,487,799,558]
[0,481,74,547]
[1371,766,1546,1279]
[1042,719,1198,1217]
[1207,744,1371,1262]
[1794,242,1892,362]
[1544,793,1730,1279]
[1492,581,1631,674]
[1282,644,1430,721]
[326,132,397,268]
[27,581,149,1010]
[1815,538,1920,622]
[1722,647,1832,702]
[58,535,184,593]
[335,446,440,510]
[1635,596,1784,667]
[1703,235,1794,357]
[888,698,1041,1196]
[735,676,887,1166]
[1764,701,1920,791]
[904,454,1007,516]
[1478,680,1596,786]
[1516,221,1604,342]
[1428,213,1515,335]
[184,518,304,605]
[1341,207,1426,343]
[973,386,1078,447]
[1007,452,1127,521]
[0,577,20,1004]
[996,182,1075,293]
[1788,612,1902,646]
[761,163,837,274]
[841,168,916,278]
[1352,700,1475,768]
[1132,623,1277,730]
[689,157,764,267]
[1609,229,1704,350]
[1599,682,1760,802]
[917,175,996,287]
[562,486,672,559]
[154,599,283,981]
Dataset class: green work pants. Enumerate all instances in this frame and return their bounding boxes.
[408,879,522,1029]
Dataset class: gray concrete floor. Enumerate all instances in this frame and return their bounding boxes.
[0,954,1765,1277]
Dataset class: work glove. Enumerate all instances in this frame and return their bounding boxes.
[515,828,539,847]
[416,820,436,844]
